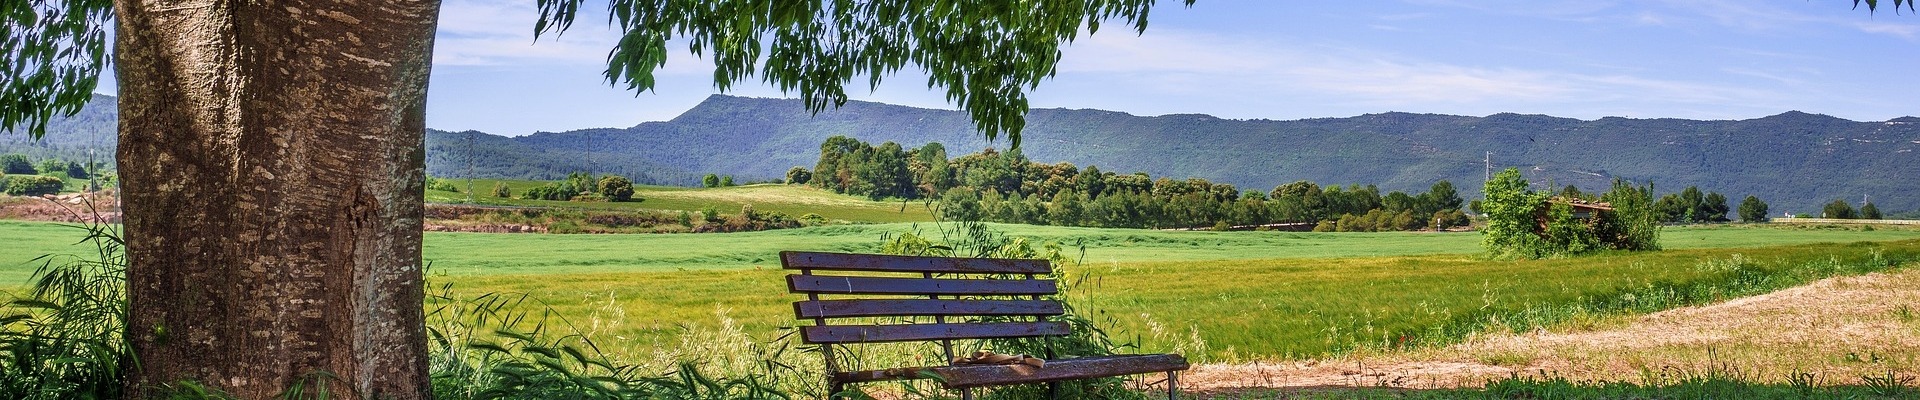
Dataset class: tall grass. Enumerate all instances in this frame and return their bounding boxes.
[0,203,127,399]
[0,203,799,399]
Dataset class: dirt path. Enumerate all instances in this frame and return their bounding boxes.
[1182,267,1920,393]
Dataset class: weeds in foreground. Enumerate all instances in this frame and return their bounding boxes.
[0,200,127,399]
[0,200,795,399]
[1202,368,1920,399]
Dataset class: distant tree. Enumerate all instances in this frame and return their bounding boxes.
[0,154,33,175]
[1678,186,1706,222]
[64,161,88,179]
[1382,191,1417,213]
[720,175,735,187]
[786,167,813,185]
[1481,168,1548,259]
[1700,192,1730,222]
[492,182,512,198]
[1737,195,1769,223]
[1599,178,1661,251]
[1558,185,1584,200]
[598,175,637,202]
[1427,180,1464,212]
[35,158,64,176]
[702,173,720,188]
[1860,202,1882,220]
[1655,193,1686,223]
[1824,199,1858,219]
[938,187,984,222]
[1047,189,1085,226]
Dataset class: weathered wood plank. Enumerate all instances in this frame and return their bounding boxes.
[799,322,1070,344]
[795,299,1066,319]
[781,251,1051,274]
[935,354,1191,389]
[788,275,1057,296]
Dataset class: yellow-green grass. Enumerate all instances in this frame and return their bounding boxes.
[3,219,1917,362]
[424,179,936,223]
[417,223,1919,275]
[422,239,1920,365]
[6,220,1915,279]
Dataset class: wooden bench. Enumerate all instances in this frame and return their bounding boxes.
[782,251,1190,399]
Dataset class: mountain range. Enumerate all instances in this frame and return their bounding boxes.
[6,94,1917,214]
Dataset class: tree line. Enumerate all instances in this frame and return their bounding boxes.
[793,136,1469,231]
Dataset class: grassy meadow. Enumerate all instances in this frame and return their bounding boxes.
[3,218,1917,366]
[424,180,937,223]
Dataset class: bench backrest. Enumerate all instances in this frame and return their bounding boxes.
[782,251,1068,345]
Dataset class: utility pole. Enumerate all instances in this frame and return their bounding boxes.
[1484,151,1492,182]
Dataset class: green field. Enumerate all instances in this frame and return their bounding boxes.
[424,180,937,223]
[8,220,1916,364]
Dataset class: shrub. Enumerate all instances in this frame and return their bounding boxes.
[425,176,461,192]
[491,182,511,198]
[35,158,64,177]
[702,174,720,188]
[65,162,89,179]
[0,154,33,174]
[4,175,65,196]
[597,175,636,202]
[785,167,812,185]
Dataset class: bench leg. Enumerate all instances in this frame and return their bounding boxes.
[961,387,974,400]
[1167,370,1179,400]
[1048,381,1060,399]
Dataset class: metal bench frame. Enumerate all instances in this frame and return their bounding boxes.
[782,251,1189,399]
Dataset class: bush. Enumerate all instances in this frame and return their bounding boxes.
[597,175,636,202]
[1,154,33,174]
[425,176,461,192]
[65,162,89,179]
[785,167,812,185]
[4,175,65,196]
[491,182,511,198]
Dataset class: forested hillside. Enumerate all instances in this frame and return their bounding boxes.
[8,94,1917,213]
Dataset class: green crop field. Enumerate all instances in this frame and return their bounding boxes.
[424,180,937,223]
[7,219,1915,364]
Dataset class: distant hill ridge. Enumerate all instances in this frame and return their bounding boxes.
[6,94,1917,214]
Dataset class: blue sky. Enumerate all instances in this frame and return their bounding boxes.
[418,0,1920,136]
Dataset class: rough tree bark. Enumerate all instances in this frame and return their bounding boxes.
[114,0,439,398]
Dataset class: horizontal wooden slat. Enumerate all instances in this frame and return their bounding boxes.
[799,322,1069,344]
[794,299,1066,319]
[827,354,1191,387]
[781,251,1050,274]
[936,354,1191,389]
[789,275,1057,296]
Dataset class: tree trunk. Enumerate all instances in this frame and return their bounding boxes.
[114,0,439,398]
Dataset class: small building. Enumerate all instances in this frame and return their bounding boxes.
[1535,197,1613,231]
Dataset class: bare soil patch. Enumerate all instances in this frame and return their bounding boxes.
[1184,266,1920,395]
[0,193,120,223]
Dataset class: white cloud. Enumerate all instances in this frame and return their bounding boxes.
[434,0,617,66]
[1049,29,1784,117]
